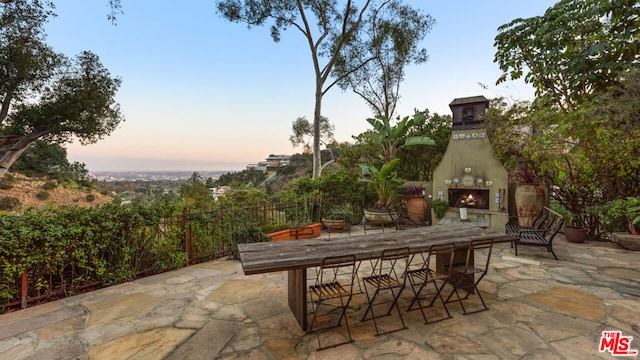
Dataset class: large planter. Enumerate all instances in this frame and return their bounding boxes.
[267,223,322,241]
[515,184,545,227]
[406,195,427,221]
[564,227,587,243]
[364,209,393,224]
[322,218,347,231]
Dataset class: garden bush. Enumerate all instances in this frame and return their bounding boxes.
[36,191,50,200]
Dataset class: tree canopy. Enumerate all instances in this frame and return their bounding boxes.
[494,0,640,110]
[492,0,640,238]
[0,0,123,177]
[333,1,433,120]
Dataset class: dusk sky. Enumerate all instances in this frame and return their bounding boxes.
[44,1,557,172]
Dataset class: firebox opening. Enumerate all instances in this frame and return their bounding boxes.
[448,189,490,209]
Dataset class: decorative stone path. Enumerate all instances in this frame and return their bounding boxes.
[0,226,638,359]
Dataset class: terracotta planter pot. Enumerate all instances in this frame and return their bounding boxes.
[322,218,346,230]
[267,223,322,241]
[564,227,587,243]
[515,184,545,226]
[406,196,427,221]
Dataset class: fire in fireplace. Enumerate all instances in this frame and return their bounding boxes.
[448,189,490,209]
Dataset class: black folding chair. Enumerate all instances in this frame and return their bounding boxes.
[361,247,409,336]
[405,244,455,324]
[444,239,494,315]
[308,254,357,350]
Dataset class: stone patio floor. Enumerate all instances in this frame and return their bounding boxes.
[1,224,639,359]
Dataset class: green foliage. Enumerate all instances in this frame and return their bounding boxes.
[85,194,95,202]
[179,172,214,209]
[494,0,640,110]
[360,113,435,163]
[41,181,57,190]
[334,1,434,121]
[215,169,266,187]
[230,224,270,260]
[0,201,186,303]
[0,196,20,211]
[431,198,449,220]
[289,116,335,154]
[360,159,404,208]
[325,204,356,224]
[0,1,123,176]
[216,0,428,178]
[396,109,452,181]
[36,190,50,200]
[602,197,640,234]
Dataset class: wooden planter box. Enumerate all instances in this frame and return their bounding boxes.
[267,223,322,241]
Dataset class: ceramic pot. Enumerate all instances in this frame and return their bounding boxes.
[564,227,587,243]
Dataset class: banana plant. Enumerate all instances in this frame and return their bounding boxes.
[359,159,405,208]
[363,113,435,163]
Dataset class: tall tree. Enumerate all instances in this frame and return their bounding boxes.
[494,0,640,111]
[0,1,123,177]
[216,0,428,178]
[334,1,433,120]
[492,0,640,238]
[289,115,335,154]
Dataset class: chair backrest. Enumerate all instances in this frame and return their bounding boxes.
[428,243,456,275]
[317,254,357,287]
[377,247,410,281]
[532,207,551,229]
[466,238,494,272]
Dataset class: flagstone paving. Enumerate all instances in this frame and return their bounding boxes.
[0,225,638,359]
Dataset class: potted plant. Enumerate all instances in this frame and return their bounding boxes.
[563,211,588,243]
[432,198,449,220]
[360,159,405,224]
[322,204,355,231]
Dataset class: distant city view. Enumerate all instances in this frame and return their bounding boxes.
[89,170,233,182]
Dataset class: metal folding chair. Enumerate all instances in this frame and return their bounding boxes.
[361,247,409,336]
[405,244,455,324]
[308,254,357,350]
[444,239,494,315]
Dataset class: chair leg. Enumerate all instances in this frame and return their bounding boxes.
[445,274,489,315]
[408,278,452,324]
[361,282,407,336]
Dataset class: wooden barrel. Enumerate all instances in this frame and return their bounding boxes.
[515,184,545,226]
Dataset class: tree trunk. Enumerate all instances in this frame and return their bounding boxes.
[0,133,42,178]
[312,82,323,179]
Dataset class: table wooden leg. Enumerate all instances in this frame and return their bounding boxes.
[288,269,307,331]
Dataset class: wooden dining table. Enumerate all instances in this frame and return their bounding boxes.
[237,223,516,331]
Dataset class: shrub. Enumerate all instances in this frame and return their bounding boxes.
[432,198,449,220]
[0,197,21,211]
[41,181,57,190]
[230,224,271,259]
[85,194,95,202]
[36,191,50,200]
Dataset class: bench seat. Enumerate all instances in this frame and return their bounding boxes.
[508,206,564,260]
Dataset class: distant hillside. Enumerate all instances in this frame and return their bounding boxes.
[0,173,113,211]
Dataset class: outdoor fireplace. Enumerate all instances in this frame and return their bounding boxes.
[448,189,490,209]
[431,96,510,231]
